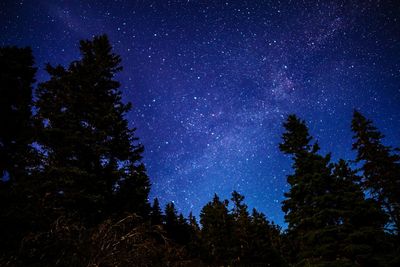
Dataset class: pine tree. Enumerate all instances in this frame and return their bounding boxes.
[249,208,286,266]
[230,190,251,263]
[163,202,189,245]
[35,35,150,224]
[164,202,179,240]
[279,114,387,266]
[150,198,163,225]
[332,159,388,265]
[351,110,400,235]
[0,46,36,182]
[280,115,336,264]
[188,212,200,232]
[0,46,37,261]
[177,213,192,245]
[187,211,201,257]
[199,194,234,265]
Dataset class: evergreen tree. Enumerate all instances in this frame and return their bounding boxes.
[35,35,150,224]
[187,211,201,257]
[199,194,234,265]
[280,115,336,264]
[163,202,190,245]
[150,197,163,225]
[0,46,36,182]
[230,190,252,263]
[164,202,179,240]
[279,114,387,266]
[249,208,286,266]
[0,46,37,262]
[188,211,200,232]
[177,213,192,245]
[332,159,388,265]
[351,110,400,235]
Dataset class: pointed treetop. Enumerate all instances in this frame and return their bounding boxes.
[78,34,122,74]
[279,114,313,156]
[352,110,384,144]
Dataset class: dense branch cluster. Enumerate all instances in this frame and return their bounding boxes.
[0,35,399,266]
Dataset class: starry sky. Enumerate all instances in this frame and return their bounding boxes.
[1,0,400,226]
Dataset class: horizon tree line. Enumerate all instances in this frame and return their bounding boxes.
[0,35,399,266]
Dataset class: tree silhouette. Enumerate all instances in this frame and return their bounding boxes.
[331,159,388,265]
[164,202,179,240]
[0,46,36,182]
[280,115,334,264]
[352,110,400,236]
[150,197,163,225]
[35,35,150,224]
[280,114,388,266]
[199,194,234,265]
[230,190,252,263]
[249,208,286,266]
[0,46,37,262]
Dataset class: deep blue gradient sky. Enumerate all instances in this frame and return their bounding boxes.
[1,0,399,226]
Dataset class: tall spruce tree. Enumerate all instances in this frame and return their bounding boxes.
[199,194,234,265]
[249,208,286,266]
[164,202,177,219]
[0,46,37,261]
[35,35,150,224]
[163,202,192,246]
[230,190,252,263]
[187,211,201,257]
[150,197,163,225]
[332,159,388,265]
[279,114,387,266]
[188,212,200,232]
[177,213,192,245]
[279,115,336,264]
[0,46,36,182]
[164,202,179,239]
[351,110,400,235]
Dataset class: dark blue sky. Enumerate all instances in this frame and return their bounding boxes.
[1,0,399,226]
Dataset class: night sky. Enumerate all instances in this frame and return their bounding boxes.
[1,0,400,226]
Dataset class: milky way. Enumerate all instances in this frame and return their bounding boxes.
[1,0,399,226]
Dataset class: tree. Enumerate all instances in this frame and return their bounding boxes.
[187,211,201,257]
[0,46,37,262]
[35,35,150,224]
[279,114,387,266]
[164,202,179,239]
[279,114,312,156]
[352,110,400,235]
[188,212,200,232]
[177,213,192,245]
[280,115,336,264]
[163,202,190,245]
[249,209,286,266]
[150,198,163,225]
[230,190,251,263]
[0,46,36,182]
[332,159,388,265]
[199,194,234,265]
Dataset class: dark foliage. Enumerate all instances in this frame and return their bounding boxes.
[35,35,150,225]
[199,193,286,266]
[0,46,36,181]
[150,197,163,226]
[352,110,400,236]
[0,46,38,261]
[280,114,394,266]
